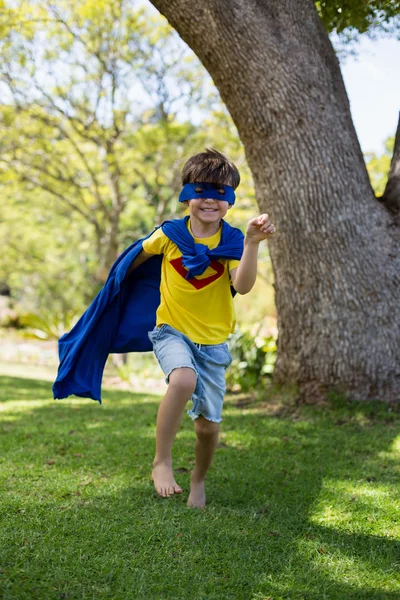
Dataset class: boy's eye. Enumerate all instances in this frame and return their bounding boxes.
[195,186,203,193]
[211,183,225,195]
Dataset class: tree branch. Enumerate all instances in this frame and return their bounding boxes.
[381,111,400,215]
[36,87,103,145]
[6,166,102,234]
[31,111,110,216]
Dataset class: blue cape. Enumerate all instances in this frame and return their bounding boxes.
[52,217,244,403]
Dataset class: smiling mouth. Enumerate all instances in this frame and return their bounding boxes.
[200,208,218,212]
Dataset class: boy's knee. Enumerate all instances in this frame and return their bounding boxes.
[195,416,220,440]
[169,367,197,396]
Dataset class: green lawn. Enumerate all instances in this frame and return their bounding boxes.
[1,375,399,600]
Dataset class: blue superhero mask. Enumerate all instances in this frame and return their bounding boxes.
[178,182,236,205]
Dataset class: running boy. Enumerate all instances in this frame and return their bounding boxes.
[129,148,275,507]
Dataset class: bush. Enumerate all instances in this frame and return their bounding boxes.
[17,310,80,340]
[226,327,276,392]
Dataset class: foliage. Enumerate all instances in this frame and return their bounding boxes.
[0,180,100,319]
[316,0,400,35]
[0,0,219,275]
[0,0,259,319]
[234,243,276,326]
[365,136,393,196]
[314,2,400,59]
[18,310,80,340]
[226,327,277,392]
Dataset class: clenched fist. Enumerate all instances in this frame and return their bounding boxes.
[245,214,276,243]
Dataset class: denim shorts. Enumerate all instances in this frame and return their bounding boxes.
[148,324,232,423]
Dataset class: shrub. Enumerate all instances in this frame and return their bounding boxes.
[17,310,80,340]
[226,327,276,392]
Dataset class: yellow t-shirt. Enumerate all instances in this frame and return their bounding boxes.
[142,221,240,344]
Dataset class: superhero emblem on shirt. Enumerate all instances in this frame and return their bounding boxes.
[170,257,224,289]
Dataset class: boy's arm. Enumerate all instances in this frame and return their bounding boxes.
[126,249,154,276]
[231,214,275,295]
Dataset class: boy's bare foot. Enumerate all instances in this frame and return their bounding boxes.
[152,462,182,497]
[187,475,206,508]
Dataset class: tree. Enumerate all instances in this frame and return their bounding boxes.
[0,0,258,319]
[0,177,98,319]
[149,0,400,402]
[0,0,221,280]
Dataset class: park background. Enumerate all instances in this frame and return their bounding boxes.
[1,1,400,599]
[0,2,398,393]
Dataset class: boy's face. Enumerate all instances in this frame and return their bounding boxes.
[184,197,231,224]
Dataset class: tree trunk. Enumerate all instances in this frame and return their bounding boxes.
[94,215,120,283]
[150,0,400,402]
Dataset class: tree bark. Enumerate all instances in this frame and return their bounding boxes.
[150,0,400,401]
[381,112,400,216]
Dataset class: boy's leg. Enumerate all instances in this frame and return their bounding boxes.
[152,367,197,497]
[187,416,220,508]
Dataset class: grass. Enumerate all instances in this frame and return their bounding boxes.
[0,375,399,600]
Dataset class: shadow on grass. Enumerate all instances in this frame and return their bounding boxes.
[0,375,53,402]
[1,374,399,599]
[0,374,159,404]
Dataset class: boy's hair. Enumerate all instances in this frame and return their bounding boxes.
[182,148,240,189]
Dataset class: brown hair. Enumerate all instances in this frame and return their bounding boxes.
[182,148,240,189]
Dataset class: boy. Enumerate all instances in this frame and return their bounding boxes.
[128,148,275,507]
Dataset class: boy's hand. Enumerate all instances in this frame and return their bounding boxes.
[245,214,276,243]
